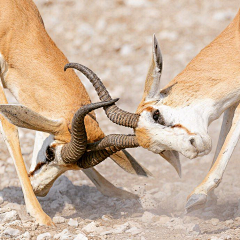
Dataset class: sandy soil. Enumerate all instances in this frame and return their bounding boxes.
[0,0,240,239]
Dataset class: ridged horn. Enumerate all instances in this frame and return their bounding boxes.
[78,145,127,169]
[64,63,140,128]
[87,134,139,151]
[61,99,118,163]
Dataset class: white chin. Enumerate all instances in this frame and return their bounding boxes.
[30,165,66,197]
[181,150,198,159]
[148,145,165,154]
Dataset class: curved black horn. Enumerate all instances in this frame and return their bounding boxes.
[64,63,140,128]
[78,145,129,169]
[87,134,139,151]
[61,99,118,163]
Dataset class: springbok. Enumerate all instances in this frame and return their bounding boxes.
[69,10,240,212]
[0,0,153,225]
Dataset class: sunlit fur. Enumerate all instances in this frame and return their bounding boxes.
[0,0,144,225]
[135,10,240,159]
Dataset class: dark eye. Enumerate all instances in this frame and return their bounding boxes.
[153,110,160,121]
[152,109,165,125]
[46,146,55,162]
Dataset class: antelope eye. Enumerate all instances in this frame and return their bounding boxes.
[46,146,55,162]
[153,110,160,122]
[152,109,165,125]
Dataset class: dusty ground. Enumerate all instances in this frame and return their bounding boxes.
[0,0,240,239]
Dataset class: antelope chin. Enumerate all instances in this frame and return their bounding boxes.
[30,163,67,197]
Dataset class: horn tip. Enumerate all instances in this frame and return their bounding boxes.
[113,98,120,103]
[152,33,158,48]
[64,64,70,71]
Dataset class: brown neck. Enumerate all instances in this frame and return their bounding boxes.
[161,10,240,108]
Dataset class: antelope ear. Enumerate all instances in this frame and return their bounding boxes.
[0,104,63,135]
[139,34,163,106]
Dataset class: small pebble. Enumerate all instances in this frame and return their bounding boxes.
[37,232,51,240]
[3,227,20,237]
[210,218,219,226]
[141,211,155,223]
[73,233,88,240]
[68,218,79,227]
[53,216,66,224]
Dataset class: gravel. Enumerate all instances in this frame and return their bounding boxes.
[0,0,240,239]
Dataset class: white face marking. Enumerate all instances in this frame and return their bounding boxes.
[137,99,215,159]
[30,132,73,196]
[30,132,53,172]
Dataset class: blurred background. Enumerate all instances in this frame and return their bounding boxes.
[0,0,240,239]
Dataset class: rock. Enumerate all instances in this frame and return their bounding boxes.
[6,220,22,226]
[18,231,31,240]
[0,210,19,223]
[141,211,155,223]
[68,218,78,227]
[112,222,130,234]
[186,223,201,234]
[125,226,142,235]
[37,232,51,240]
[155,215,171,225]
[210,218,219,226]
[73,233,88,240]
[225,219,234,225]
[53,216,66,224]
[102,215,111,221]
[54,229,72,240]
[82,222,104,234]
[3,227,21,237]
[100,222,129,235]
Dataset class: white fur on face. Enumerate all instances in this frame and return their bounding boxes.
[30,132,73,196]
[30,132,53,172]
[137,99,214,159]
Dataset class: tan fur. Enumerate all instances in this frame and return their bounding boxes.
[0,0,141,225]
[136,10,240,152]
[0,0,104,142]
[136,101,157,114]
[135,127,151,149]
[160,9,240,107]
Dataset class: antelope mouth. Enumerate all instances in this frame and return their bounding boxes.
[28,161,46,177]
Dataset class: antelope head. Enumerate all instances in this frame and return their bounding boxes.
[134,35,212,161]
[0,99,137,196]
[66,35,214,177]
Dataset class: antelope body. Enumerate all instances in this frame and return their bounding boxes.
[0,0,150,225]
[136,10,240,211]
[79,10,240,212]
